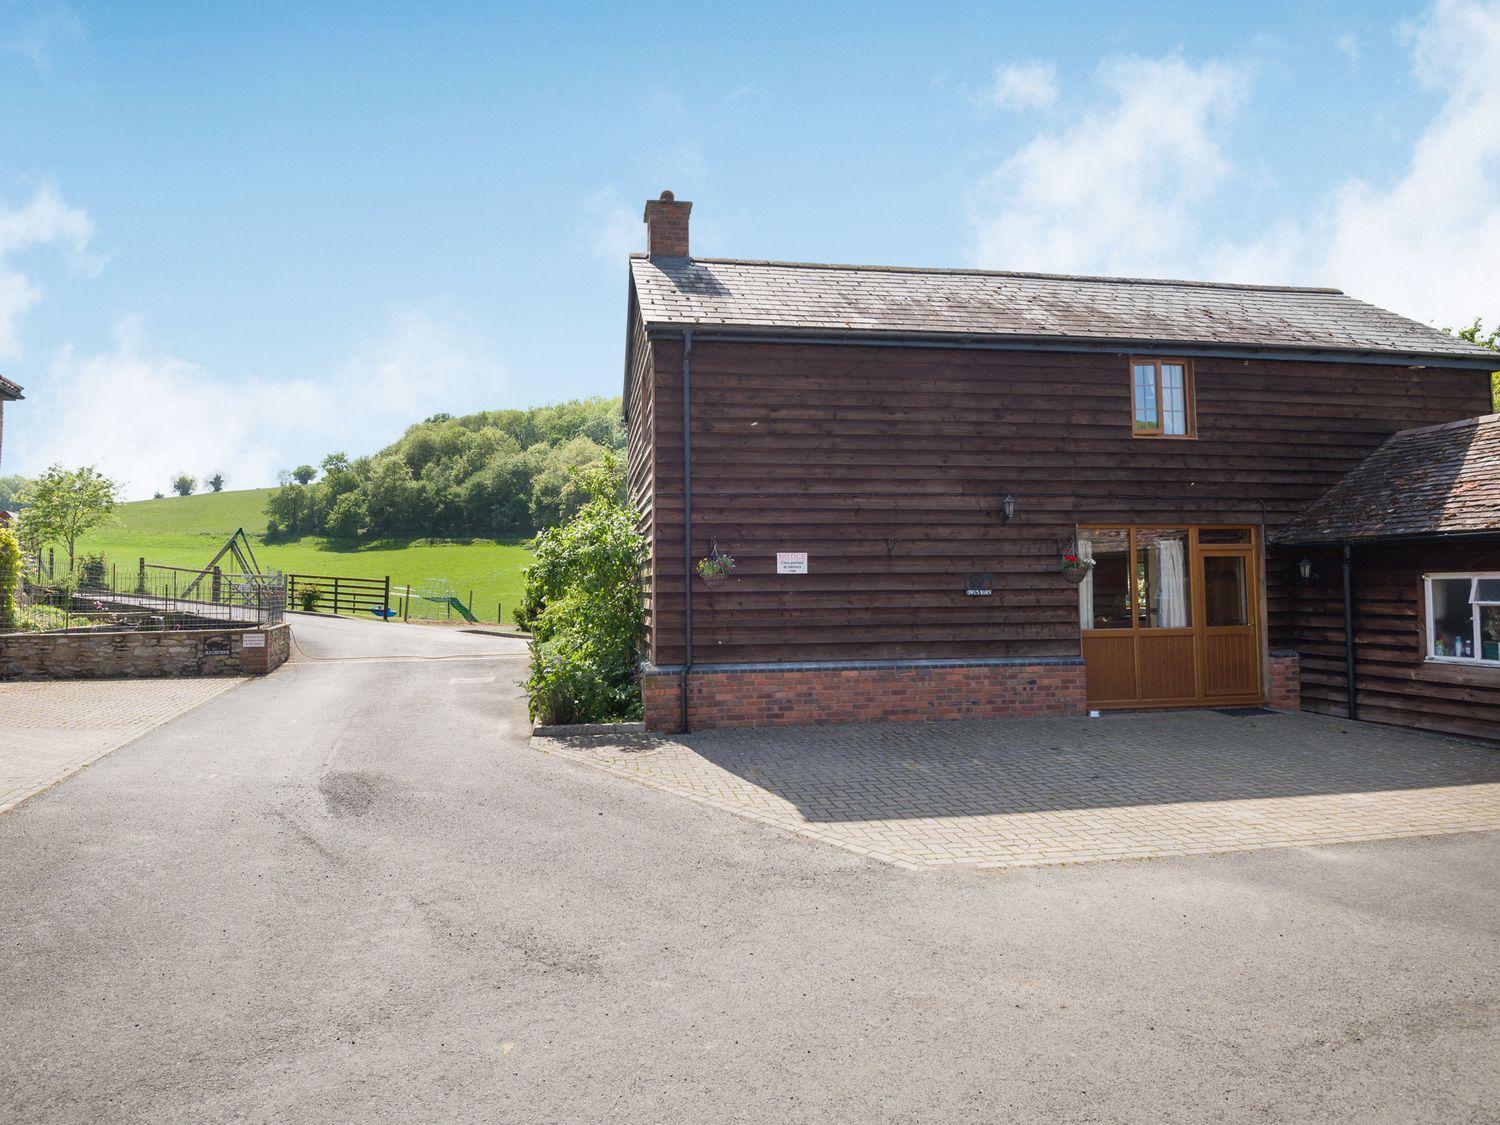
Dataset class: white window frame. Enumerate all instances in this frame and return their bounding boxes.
[1424,572,1500,666]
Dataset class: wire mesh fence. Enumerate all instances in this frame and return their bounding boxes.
[12,561,285,634]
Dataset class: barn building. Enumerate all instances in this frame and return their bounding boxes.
[622,192,1499,738]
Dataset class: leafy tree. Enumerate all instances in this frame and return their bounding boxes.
[0,473,27,511]
[17,465,120,572]
[324,491,366,539]
[264,397,627,543]
[0,525,20,630]
[520,455,645,723]
[153,491,165,500]
[207,472,226,492]
[171,473,197,496]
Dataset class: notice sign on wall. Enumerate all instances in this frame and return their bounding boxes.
[243,633,266,648]
[776,552,809,575]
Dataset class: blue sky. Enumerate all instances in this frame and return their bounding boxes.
[2,0,1497,497]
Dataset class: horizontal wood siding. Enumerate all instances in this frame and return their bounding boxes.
[624,310,657,660]
[638,336,1491,669]
[1277,542,1500,741]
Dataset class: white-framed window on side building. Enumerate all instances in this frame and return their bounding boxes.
[1426,573,1500,664]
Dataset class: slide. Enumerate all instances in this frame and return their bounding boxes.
[447,596,479,624]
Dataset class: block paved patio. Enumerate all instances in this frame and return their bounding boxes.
[0,679,241,816]
[533,710,1500,869]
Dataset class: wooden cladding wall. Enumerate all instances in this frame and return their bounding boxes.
[634,333,1491,668]
[624,312,658,661]
[1277,541,1500,741]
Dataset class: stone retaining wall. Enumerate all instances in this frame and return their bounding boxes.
[0,623,291,681]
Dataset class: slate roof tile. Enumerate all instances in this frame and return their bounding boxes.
[1274,414,1500,543]
[631,256,1499,363]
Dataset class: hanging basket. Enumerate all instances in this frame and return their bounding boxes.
[1062,566,1091,585]
[699,572,729,588]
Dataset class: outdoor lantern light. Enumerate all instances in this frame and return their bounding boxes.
[1298,557,1316,581]
[1001,494,1016,522]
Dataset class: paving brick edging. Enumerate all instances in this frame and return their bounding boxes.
[642,657,1087,733]
[0,622,290,681]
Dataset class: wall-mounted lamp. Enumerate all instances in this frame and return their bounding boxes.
[1297,558,1317,582]
[1001,494,1016,522]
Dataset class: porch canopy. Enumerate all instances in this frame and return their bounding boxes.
[1274,413,1500,546]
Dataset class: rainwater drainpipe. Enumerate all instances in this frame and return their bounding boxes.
[680,329,694,733]
[1342,542,1357,721]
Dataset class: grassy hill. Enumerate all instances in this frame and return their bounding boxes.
[75,488,532,624]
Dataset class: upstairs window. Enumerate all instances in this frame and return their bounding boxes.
[1131,358,1194,438]
[1427,574,1500,663]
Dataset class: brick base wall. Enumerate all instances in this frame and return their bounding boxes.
[642,658,1088,733]
[1268,650,1301,711]
[0,623,291,681]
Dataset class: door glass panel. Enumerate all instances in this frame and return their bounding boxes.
[1431,577,1473,658]
[1197,528,1251,544]
[1161,364,1187,435]
[1133,528,1191,628]
[1132,365,1158,430]
[1203,556,1249,627]
[1078,529,1131,629]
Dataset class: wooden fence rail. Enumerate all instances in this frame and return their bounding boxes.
[286,573,392,619]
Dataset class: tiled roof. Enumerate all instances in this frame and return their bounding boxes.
[1275,414,1500,544]
[0,374,20,400]
[630,256,1500,365]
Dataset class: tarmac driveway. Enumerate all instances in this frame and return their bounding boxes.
[535,709,1500,868]
[2,617,1498,1122]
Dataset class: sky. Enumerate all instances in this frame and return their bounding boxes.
[1,0,1497,498]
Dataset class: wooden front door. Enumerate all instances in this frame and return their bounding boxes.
[1079,526,1262,708]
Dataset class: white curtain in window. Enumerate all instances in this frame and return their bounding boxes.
[1077,538,1095,630]
[1156,538,1187,627]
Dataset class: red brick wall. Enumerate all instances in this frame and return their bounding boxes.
[1268,650,1300,712]
[643,660,1087,732]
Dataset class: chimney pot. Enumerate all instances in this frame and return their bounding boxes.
[643,190,692,258]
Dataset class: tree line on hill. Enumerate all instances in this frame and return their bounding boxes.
[264,396,625,542]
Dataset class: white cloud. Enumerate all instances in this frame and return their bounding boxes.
[1334,33,1360,61]
[0,183,92,359]
[579,186,641,262]
[972,57,1247,276]
[12,311,507,499]
[0,2,83,69]
[968,1,1500,327]
[987,61,1059,111]
[1309,0,1500,323]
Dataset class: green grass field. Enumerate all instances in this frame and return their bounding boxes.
[73,488,534,624]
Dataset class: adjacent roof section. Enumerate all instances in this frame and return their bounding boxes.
[629,256,1500,366]
[0,374,21,401]
[1275,414,1500,545]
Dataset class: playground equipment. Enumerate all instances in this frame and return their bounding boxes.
[399,578,479,623]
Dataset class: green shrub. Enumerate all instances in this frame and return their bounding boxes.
[521,455,645,724]
[0,527,20,631]
[296,585,322,612]
[78,551,107,589]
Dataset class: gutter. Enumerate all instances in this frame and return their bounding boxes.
[1342,543,1357,721]
[644,326,1500,372]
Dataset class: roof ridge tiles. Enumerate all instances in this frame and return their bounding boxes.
[674,256,1346,295]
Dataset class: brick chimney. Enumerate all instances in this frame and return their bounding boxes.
[643,190,692,258]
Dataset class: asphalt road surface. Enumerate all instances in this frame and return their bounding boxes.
[2,615,1497,1122]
